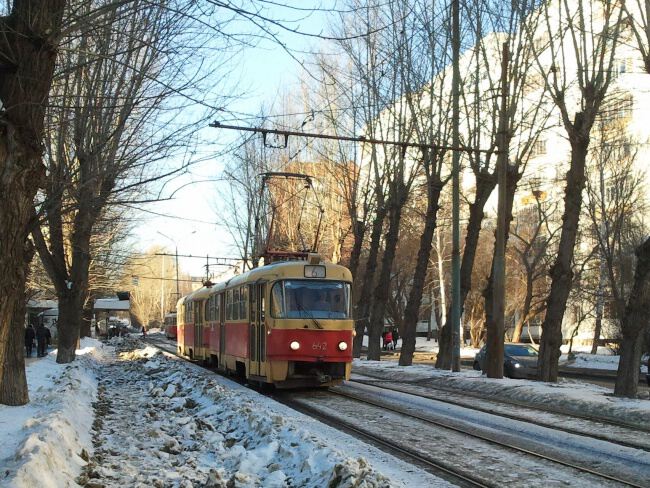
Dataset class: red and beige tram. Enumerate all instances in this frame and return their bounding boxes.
[176,255,353,387]
[164,312,177,340]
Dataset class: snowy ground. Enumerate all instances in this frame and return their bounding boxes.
[0,338,443,488]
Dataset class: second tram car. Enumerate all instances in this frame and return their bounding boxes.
[164,312,178,340]
[177,255,353,387]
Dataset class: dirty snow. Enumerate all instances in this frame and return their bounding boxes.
[0,337,443,488]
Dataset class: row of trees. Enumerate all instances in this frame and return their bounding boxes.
[219,0,650,398]
[0,0,247,405]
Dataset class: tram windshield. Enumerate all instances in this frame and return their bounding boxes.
[271,280,351,319]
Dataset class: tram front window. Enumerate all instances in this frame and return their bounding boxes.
[271,280,351,319]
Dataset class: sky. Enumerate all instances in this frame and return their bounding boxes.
[132,2,335,277]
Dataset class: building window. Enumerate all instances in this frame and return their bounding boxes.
[530,140,546,158]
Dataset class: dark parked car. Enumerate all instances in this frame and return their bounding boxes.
[473,343,539,379]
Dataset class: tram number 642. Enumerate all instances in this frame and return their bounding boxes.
[312,342,327,351]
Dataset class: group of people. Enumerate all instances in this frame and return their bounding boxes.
[382,327,399,351]
[24,324,52,358]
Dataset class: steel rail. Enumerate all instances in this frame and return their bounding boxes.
[350,377,650,452]
[352,371,650,434]
[329,388,645,488]
[274,395,492,488]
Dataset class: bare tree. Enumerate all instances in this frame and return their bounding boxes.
[32,0,223,363]
[0,0,67,405]
[614,237,650,397]
[585,125,649,396]
[525,0,624,382]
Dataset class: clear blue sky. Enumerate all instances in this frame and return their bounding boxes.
[133,2,334,276]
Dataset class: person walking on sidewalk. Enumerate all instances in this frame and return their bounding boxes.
[36,324,48,357]
[392,327,399,350]
[25,324,35,357]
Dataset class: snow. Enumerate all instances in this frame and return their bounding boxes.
[0,339,108,487]
[0,337,444,487]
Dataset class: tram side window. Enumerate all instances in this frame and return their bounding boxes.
[226,289,234,321]
[240,286,248,321]
[207,296,214,322]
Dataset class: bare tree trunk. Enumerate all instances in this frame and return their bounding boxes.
[591,254,607,354]
[368,184,407,360]
[539,125,589,382]
[614,237,650,397]
[348,220,365,281]
[353,205,386,357]
[81,295,94,339]
[0,240,34,406]
[0,0,67,406]
[436,173,496,368]
[399,178,442,366]
[484,164,519,374]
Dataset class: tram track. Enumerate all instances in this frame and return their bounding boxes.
[349,376,650,452]
[320,386,647,487]
[273,393,491,488]
[143,337,649,486]
[351,369,650,434]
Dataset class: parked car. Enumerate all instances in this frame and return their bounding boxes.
[474,343,539,379]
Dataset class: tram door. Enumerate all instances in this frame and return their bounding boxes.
[194,300,202,354]
[219,293,226,367]
[249,283,266,377]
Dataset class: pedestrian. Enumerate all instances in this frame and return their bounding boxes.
[392,328,399,350]
[35,324,48,357]
[384,329,393,351]
[141,325,147,338]
[44,326,52,351]
[25,325,35,357]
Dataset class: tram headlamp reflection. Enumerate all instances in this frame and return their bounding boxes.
[290,341,300,351]
[338,341,348,351]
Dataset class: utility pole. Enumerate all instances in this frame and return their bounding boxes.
[160,254,165,323]
[451,0,462,372]
[487,42,510,379]
[175,246,180,302]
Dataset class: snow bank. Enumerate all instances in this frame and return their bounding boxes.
[0,338,108,487]
[353,359,650,427]
[82,339,397,487]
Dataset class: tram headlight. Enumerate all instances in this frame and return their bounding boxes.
[338,341,348,351]
[290,341,300,351]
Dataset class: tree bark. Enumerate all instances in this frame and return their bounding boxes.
[348,219,365,281]
[0,1,67,406]
[538,119,589,382]
[352,204,386,357]
[367,183,407,360]
[436,171,496,369]
[0,240,34,406]
[614,237,650,397]
[81,295,94,339]
[399,177,442,366]
[484,164,519,375]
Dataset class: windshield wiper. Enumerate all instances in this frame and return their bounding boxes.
[295,301,323,329]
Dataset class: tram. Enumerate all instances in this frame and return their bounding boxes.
[177,254,353,387]
[164,312,177,340]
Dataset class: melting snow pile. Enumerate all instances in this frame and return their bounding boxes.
[79,338,392,487]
